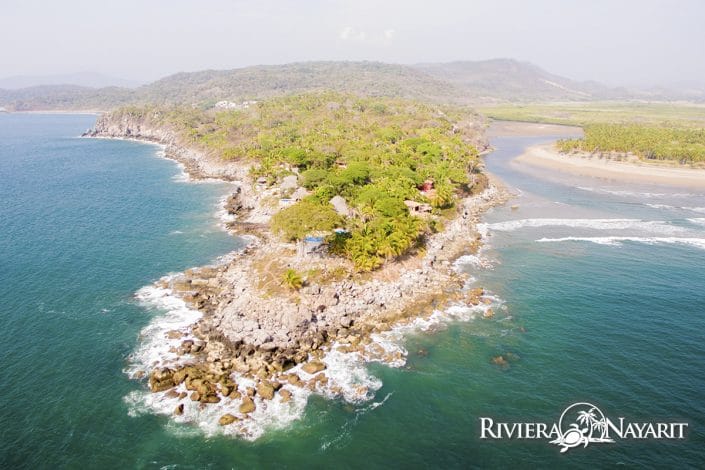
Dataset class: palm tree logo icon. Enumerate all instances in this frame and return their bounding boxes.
[550,402,615,453]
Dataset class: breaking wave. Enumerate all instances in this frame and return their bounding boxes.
[645,203,676,210]
[479,218,686,235]
[536,236,705,250]
[687,218,705,227]
[684,207,705,214]
[576,186,702,198]
[125,273,504,440]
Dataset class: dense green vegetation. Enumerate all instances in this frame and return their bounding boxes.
[481,102,705,164]
[557,124,705,163]
[109,93,484,270]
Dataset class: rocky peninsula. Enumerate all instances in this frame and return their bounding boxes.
[85,97,510,437]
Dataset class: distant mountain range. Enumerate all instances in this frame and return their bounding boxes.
[0,72,142,90]
[1,60,702,112]
[415,59,629,102]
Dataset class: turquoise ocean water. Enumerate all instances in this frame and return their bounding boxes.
[1,114,703,468]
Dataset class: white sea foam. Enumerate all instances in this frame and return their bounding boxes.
[171,166,224,184]
[687,218,705,226]
[128,283,203,377]
[577,186,702,198]
[479,218,685,235]
[364,293,504,366]
[644,204,705,214]
[454,253,493,269]
[125,278,396,440]
[684,207,705,214]
[536,236,705,250]
[125,275,505,440]
[216,193,238,227]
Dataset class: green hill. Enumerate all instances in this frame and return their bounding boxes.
[414,59,628,101]
[137,61,467,106]
[2,59,694,112]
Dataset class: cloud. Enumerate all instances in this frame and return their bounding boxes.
[339,26,366,41]
[339,26,395,44]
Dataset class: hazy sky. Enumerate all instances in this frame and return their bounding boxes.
[2,0,704,87]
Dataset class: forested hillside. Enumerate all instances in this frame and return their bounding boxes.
[0,60,640,112]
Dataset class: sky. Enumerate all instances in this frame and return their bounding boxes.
[1,0,704,88]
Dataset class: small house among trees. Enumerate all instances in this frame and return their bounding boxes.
[298,234,327,258]
[420,180,434,192]
[404,200,432,215]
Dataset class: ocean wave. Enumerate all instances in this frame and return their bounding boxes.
[454,253,494,269]
[128,283,204,377]
[125,277,505,440]
[216,194,238,227]
[365,294,503,366]
[645,203,676,210]
[536,236,705,250]
[166,158,224,185]
[319,392,394,451]
[683,207,705,214]
[687,218,705,227]
[479,218,686,235]
[644,204,705,215]
[577,186,702,198]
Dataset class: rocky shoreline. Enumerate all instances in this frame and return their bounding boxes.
[85,116,511,436]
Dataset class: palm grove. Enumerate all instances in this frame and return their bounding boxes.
[109,93,486,271]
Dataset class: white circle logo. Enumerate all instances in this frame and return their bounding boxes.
[550,402,615,452]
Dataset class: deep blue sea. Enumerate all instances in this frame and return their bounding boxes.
[1,114,704,468]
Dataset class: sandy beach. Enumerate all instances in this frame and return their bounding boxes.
[515,143,705,189]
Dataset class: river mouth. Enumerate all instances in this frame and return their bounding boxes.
[3,115,703,467]
[118,122,705,464]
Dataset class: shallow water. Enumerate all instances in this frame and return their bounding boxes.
[1,115,703,468]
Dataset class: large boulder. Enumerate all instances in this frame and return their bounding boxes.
[281,175,298,191]
[287,374,302,386]
[329,195,351,217]
[256,381,275,400]
[149,368,175,392]
[219,414,238,426]
[291,187,309,201]
[302,360,326,374]
[279,389,292,403]
[239,396,256,414]
[172,280,192,292]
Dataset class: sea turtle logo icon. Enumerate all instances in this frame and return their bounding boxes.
[550,402,615,453]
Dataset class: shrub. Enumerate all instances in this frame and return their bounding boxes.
[283,269,303,290]
[301,168,329,189]
[271,199,343,241]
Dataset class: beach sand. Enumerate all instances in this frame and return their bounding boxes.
[515,143,705,189]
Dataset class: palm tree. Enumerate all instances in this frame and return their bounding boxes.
[283,269,303,290]
[577,409,597,428]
